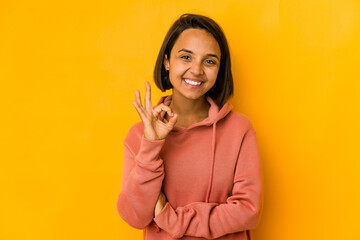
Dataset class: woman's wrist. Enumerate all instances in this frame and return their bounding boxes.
[143,134,164,141]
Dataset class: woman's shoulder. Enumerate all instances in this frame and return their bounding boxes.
[225,110,255,132]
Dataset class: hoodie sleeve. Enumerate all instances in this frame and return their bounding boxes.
[153,127,263,239]
[117,129,166,229]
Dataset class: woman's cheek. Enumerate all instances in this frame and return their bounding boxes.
[173,63,189,75]
[206,69,218,82]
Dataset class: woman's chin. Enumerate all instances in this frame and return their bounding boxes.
[175,91,206,101]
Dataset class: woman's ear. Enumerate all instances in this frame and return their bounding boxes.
[163,54,170,71]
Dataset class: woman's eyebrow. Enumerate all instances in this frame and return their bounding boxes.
[178,48,219,60]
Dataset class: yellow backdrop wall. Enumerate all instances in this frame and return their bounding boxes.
[1,0,359,239]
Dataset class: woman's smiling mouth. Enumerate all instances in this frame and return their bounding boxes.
[183,78,203,87]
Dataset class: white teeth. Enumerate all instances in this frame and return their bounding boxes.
[184,79,201,86]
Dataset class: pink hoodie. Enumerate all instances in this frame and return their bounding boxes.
[117,95,264,240]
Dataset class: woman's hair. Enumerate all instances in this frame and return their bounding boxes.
[153,13,234,108]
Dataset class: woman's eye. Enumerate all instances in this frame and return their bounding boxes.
[206,59,216,65]
[181,55,190,60]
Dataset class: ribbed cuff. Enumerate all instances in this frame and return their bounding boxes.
[134,135,166,171]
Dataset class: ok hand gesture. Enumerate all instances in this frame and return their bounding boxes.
[132,82,178,141]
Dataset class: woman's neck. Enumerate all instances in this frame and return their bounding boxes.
[167,93,210,128]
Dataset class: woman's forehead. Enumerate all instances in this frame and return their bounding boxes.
[171,29,221,57]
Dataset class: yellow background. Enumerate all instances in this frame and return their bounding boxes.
[1,0,359,239]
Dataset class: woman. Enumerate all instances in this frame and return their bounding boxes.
[117,13,264,240]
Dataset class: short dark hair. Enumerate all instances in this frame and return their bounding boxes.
[153,13,234,108]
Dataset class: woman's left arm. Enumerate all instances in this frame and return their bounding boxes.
[154,128,264,239]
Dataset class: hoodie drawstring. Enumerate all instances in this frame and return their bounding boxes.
[205,122,217,203]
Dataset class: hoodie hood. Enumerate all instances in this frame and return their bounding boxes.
[155,95,233,131]
[155,95,233,203]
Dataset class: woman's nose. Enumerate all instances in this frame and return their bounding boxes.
[190,61,204,76]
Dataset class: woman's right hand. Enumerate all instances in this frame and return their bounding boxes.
[132,81,178,141]
[154,191,167,216]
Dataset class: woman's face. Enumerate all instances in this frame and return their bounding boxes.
[164,28,221,101]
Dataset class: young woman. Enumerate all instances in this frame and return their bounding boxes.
[117,13,264,240]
